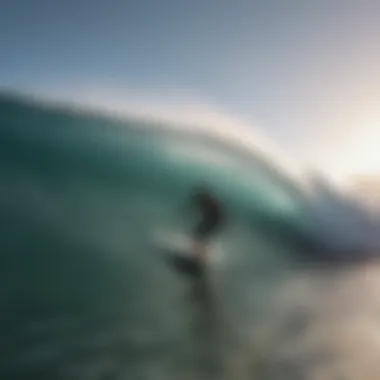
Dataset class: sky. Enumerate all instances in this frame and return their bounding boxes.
[1,0,380,185]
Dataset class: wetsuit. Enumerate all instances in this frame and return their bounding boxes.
[192,191,224,241]
[166,189,224,280]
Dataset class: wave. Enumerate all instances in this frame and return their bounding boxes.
[0,92,379,380]
[1,92,377,256]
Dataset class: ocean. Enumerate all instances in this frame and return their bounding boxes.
[1,93,379,380]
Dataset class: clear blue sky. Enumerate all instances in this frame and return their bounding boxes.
[1,0,380,181]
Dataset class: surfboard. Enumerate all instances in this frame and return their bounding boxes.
[154,231,220,278]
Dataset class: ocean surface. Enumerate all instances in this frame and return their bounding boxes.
[1,94,380,380]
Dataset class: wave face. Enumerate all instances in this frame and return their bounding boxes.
[0,94,378,380]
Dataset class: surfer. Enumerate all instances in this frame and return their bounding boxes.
[189,186,225,264]
[187,188,227,376]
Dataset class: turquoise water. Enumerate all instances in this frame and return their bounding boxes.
[0,94,349,379]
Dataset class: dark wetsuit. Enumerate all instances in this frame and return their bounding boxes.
[192,191,224,241]
[164,190,224,281]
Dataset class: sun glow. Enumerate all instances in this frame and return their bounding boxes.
[321,110,380,186]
